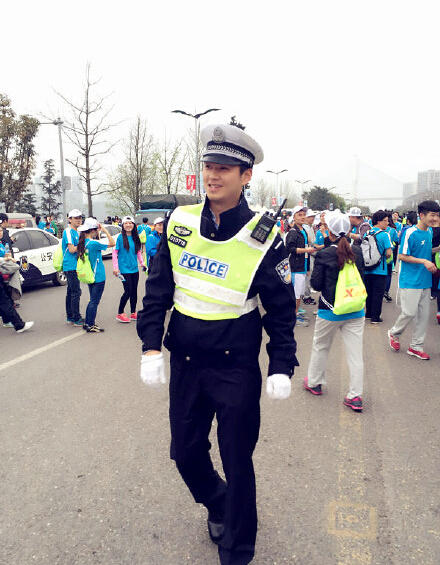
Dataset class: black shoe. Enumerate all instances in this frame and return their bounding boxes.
[383,293,392,303]
[86,324,105,333]
[370,317,383,324]
[207,513,224,544]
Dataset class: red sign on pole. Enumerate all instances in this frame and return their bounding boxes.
[186,175,196,192]
[271,197,277,207]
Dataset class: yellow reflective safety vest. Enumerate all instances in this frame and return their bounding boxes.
[167,203,278,320]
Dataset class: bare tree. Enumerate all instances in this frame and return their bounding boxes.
[55,64,118,216]
[108,117,157,214]
[251,178,272,208]
[156,134,188,194]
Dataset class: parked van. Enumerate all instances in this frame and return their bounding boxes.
[5,213,35,228]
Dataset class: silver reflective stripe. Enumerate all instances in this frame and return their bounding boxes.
[174,288,258,316]
[170,209,201,229]
[173,271,247,306]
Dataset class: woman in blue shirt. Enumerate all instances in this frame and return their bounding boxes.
[145,217,164,272]
[77,218,115,333]
[113,216,146,323]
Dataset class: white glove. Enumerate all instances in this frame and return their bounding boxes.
[140,352,167,387]
[266,374,291,400]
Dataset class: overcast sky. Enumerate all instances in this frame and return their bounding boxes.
[4,0,440,199]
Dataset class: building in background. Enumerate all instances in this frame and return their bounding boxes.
[403,181,417,200]
[417,169,440,194]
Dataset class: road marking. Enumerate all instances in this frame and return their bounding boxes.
[327,351,377,564]
[0,331,84,374]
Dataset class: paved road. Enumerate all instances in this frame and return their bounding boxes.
[1,263,440,565]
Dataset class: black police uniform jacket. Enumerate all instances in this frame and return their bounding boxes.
[310,243,365,312]
[137,196,298,377]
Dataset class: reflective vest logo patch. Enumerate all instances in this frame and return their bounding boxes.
[174,226,192,237]
[178,251,229,279]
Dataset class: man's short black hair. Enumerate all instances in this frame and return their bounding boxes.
[406,211,418,225]
[239,164,252,175]
[372,210,388,225]
[418,200,440,215]
[143,217,148,223]
[0,213,8,222]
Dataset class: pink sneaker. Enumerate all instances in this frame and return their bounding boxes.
[387,330,400,352]
[116,313,131,323]
[407,348,430,360]
[130,312,137,320]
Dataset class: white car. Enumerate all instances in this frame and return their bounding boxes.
[98,224,122,257]
[9,227,66,288]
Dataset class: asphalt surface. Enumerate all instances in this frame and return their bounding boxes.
[1,262,440,565]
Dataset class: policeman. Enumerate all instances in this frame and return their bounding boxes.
[137,124,298,565]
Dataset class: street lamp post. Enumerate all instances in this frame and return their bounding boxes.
[39,118,67,226]
[267,169,288,204]
[171,108,221,197]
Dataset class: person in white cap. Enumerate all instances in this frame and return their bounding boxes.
[285,205,317,325]
[62,209,84,326]
[302,209,317,305]
[76,218,115,332]
[137,123,298,565]
[347,206,370,246]
[113,215,146,323]
[304,213,366,412]
[145,217,164,272]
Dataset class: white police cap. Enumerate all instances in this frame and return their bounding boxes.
[201,124,264,168]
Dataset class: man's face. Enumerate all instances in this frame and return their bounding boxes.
[294,211,306,225]
[70,216,82,229]
[420,211,440,228]
[0,227,3,240]
[392,212,398,222]
[305,216,314,225]
[349,215,361,226]
[376,216,389,230]
[155,222,164,234]
[203,162,252,204]
[1,219,8,228]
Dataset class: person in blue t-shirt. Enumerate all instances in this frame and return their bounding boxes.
[314,224,329,249]
[137,217,152,238]
[146,217,165,271]
[113,216,146,323]
[384,214,399,302]
[77,218,115,333]
[305,213,366,411]
[388,200,440,360]
[364,210,392,323]
[62,209,83,325]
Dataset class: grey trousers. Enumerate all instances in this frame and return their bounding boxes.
[307,316,365,398]
[389,288,431,351]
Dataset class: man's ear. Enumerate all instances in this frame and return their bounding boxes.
[241,168,253,185]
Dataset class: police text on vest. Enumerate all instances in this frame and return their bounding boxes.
[179,252,229,279]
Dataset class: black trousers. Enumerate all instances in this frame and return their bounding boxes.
[365,274,387,321]
[0,279,24,330]
[169,352,261,565]
[118,272,139,314]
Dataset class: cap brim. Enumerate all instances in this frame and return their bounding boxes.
[202,153,249,166]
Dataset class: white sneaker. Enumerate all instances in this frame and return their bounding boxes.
[16,321,34,333]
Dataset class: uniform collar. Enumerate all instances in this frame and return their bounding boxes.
[201,194,254,240]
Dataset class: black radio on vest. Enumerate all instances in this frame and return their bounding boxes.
[251,198,287,243]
